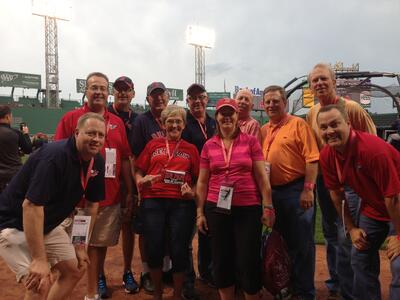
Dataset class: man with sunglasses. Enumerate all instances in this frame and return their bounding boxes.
[181,83,216,300]
[107,76,140,294]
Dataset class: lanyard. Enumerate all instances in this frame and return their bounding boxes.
[334,130,356,185]
[81,158,94,192]
[165,138,181,167]
[112,103,132,120]
[220,137,234,176]
[196,119,208,140]
[264,114,290,159]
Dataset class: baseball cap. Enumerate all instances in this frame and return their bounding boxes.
[187,83,206,96]
[147,82,167,96]
[113,76,134,92]
[215,98,238,112]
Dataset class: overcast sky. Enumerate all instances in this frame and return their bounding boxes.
[1,0,399,110]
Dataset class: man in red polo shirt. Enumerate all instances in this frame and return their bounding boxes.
[317,104,400,300]
[55,72,133,300]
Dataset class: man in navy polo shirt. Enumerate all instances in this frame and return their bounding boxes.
[0,112,105,300]
[318,104,400,300]
[181,83,216,300]
[131,82,169,293]
[108,75,140,294]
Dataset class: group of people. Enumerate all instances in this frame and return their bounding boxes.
[0,62,399,300]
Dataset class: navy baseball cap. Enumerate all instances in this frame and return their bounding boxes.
[113,76,134,92]
[147,82,167,96]
[187,83,206,96]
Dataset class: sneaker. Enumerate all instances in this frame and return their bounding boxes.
[140,272,155,294]
[162,269,174,286]
[123,270,140,294]
[98,274,110,299]
[182,286,200,300]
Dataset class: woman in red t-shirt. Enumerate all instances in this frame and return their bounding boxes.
[135,105,199,300]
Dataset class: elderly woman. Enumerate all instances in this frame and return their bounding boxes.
[197,98,274,300]
[135,105,199,300]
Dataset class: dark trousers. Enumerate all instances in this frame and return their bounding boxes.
[205,203,262,295]
[272,178,315,299]
[143,198,195,272]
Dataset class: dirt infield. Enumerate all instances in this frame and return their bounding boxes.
[0,235,391,299]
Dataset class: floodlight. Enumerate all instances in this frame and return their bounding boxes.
[32,0,72,21]
[186,25,215,49]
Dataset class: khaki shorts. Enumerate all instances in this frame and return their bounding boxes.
[89,204,121,247]
[0,226,76,282]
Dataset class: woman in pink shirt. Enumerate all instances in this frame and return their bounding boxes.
[196,98,273,300]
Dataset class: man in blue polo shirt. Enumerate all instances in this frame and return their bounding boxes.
[108,76,140,294]
[0,112,105,300]
[181,83,216,300]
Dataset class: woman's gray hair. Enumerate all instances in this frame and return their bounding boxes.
[160,105,187,124]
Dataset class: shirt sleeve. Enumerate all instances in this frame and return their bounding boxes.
[18,131,32,154]
[54,113,74,140]
[346,101,377,135]
[190,145,200,179]
[85,155,105,203]
[117,118,132,159]
[200,142,210,169]
[319,147,341,191]
[368,153,400,198]
[297,119,320,163]
[135,142,152,173]
[26,159,57,205]
[250,135,264,161]
[131,116,146,157]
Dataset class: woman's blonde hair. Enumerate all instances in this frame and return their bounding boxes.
[161,105,187,124]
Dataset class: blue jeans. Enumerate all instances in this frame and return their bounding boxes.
[352,215,400,300]
[316,175,340,293]
[272,178,315,299]
[143,198,195,272]
[336,187,361,300]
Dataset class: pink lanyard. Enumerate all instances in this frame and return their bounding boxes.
[220,137,234,176]
[81,158,94,193]
[264,114,290,159]
[196,119,208,140]
[165,138,181,168]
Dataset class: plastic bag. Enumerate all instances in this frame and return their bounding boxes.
[261,229,291,298]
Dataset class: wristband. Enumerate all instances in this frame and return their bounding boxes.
[196,215,204,219]
[304,182,315,191]
[397,235,400,241]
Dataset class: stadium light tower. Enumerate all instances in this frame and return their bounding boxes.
[186,25,215,87]
[32,0,71,108]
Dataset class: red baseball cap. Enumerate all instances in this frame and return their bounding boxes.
[216,98,238,112]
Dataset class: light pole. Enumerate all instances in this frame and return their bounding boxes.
[186,25,215,87]
[32,0,71,108]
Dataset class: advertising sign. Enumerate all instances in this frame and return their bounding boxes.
[0,71,41,89]
[167,88,184,102]
[207,92,231,106]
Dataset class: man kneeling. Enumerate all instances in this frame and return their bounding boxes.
[0,112,105,300]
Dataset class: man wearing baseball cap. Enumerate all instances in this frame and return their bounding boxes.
[131,81,170,293]
[181,83,216,300]
[107,76,140,294]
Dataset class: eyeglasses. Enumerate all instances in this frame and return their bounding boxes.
[188,95,207,101]
[88,85,108,92]
[165,119,184,125]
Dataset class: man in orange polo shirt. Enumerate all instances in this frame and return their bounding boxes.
[261,85,319,300]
